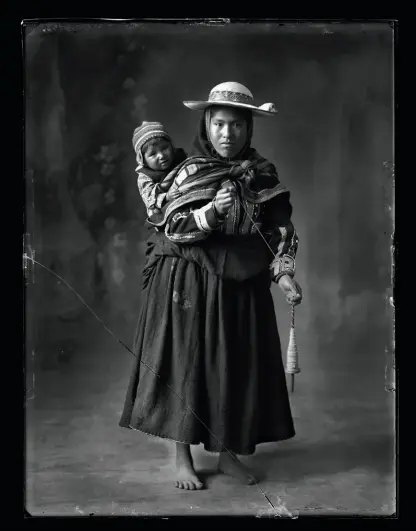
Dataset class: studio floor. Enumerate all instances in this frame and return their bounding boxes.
[25,321,396,518]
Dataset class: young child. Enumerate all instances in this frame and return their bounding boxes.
[132,121,187,218]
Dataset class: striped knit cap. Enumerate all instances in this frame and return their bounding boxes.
[132,121,172,165]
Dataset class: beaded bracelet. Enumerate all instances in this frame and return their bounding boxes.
[270,255,296,281]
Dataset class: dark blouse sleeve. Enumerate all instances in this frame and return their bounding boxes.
[164,199,225,244]
[261,191,299,282]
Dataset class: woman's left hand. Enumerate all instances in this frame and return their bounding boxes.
[278,275,303,306]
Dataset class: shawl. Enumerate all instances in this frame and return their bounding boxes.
[147,109,289,227]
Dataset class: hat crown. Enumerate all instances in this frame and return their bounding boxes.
[208,81,254,104]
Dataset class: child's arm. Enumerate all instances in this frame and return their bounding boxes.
[137,172,167,212]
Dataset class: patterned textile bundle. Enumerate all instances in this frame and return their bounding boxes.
[147,150,288,227]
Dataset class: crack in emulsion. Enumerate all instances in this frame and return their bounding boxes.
[382,160,395,394]
[23,229,36,403]
[23,253,291,517]
[26,349,36,402]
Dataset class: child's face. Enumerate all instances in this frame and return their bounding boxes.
[143,138,174,171]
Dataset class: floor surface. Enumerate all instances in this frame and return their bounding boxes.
[25,319,396,518]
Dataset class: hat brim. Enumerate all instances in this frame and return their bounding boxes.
[183,100,277,118]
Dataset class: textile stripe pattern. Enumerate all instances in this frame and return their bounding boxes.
[119,255,295,455]
[147,152,286,230]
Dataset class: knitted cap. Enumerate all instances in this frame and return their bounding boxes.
[132,121,172,155]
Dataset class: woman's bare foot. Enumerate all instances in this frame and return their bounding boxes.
[218,451,258,485]
[175,443,204,490]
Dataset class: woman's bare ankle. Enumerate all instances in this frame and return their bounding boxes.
[175,443,192,464]
[218,451,257,485]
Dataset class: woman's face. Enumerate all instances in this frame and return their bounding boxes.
[208,107,248,158]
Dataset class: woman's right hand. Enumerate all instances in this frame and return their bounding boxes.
[214,186,236,216]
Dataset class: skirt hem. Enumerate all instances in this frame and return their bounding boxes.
[120,422,295,456]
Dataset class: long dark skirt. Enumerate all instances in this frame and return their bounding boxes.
[119,255,295,455]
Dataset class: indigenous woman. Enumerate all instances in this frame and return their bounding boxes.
[119,82,303,490]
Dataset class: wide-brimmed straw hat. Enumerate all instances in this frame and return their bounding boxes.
[183,81,278,118]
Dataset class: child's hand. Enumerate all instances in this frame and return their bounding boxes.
[213,186,236,216]
[166,187,180,201]
[148,207,162,217]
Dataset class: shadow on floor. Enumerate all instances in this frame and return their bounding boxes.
[248,434,394,483]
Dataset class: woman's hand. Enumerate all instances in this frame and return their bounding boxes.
[214,186,236,216]
[278,275,303,306]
